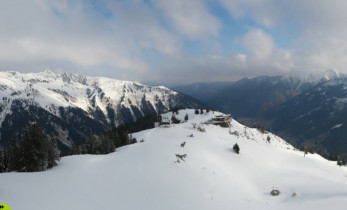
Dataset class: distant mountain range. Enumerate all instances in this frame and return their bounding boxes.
[173,70,347,155]
[268,77,347,154]
[0,71,204,150]
[172,82,232,102]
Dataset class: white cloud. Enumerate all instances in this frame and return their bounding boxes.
[151,0,221,39]
[219,0,347,76]
[0,0,180,73]
[240,29,274,59]
[219,0,279,27]
[3,0,347,84]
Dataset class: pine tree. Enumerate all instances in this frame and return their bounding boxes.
[46,140,60,169]
[184,114,189,121]
[233,143,240,154]
[157,114,162,123]
[337,154,346,166]
[7,138,22,171]
[100,135,115,154]
[0,146,6,172]
[171,114,180,124]
[85,135,98,154]
[21,123,59,172]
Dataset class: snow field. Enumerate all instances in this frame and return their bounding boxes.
[1,109,347,210]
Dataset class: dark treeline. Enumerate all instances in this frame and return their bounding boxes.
[0,123,60,173]
[66,113,162,156]
[0,113,162,173]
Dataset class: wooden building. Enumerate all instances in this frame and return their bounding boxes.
[211,114,231,125]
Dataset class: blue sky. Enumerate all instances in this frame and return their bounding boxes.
[1,0,347,85]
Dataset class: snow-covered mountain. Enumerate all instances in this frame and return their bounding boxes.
[1,109,346,210]
[174,70,347,156]
[204,75,313,118]
[0,71,204,148]
[322,69,341,81]
[268,77,347,154]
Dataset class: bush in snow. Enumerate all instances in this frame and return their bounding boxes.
[198,126,205,132]
[257,126,267,134]
[270,189,280,196]
[175,154,187,163]
[171,115,181,124]
[181,141,186,147]
[219,122,229,128]
[337,154,346,166]
[233,143,240,154]
[129,138,137,144]
[195,109,199,115]
[229,131,239,136]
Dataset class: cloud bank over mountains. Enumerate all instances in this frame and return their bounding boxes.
[1,0,347,84]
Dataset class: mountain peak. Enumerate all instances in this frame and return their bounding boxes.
[42,69,56,75]
[322,69,340,81]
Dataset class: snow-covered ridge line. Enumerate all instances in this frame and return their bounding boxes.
[0,70,177,120]
[0,70,201,146]
[0,70,175,93]
[161,109,295,151]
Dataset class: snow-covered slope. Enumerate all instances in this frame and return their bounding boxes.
[1,109,346,210]
[0,71,203,147]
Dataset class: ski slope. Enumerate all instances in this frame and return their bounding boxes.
[1,109,347,210]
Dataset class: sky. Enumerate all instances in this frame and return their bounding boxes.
[1,0,347,85]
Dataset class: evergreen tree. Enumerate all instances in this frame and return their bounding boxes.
[171,114,180,124]
[100,135,115,154]
[157,114,162,123]
[21,123,59,172]
[85,135,98,154]
[184,114,189,121]
[0,146,6,172]
[337,154,346,166]
[6,138,22,172]
[233,143,240,154]
[46,140,60,169]
[195,109,199,115]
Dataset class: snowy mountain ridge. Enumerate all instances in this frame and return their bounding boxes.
[0,70,203,147]
[0,70,176,123]
[1,109,346,210]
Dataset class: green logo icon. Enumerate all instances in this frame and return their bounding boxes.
[0,204,11,210]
